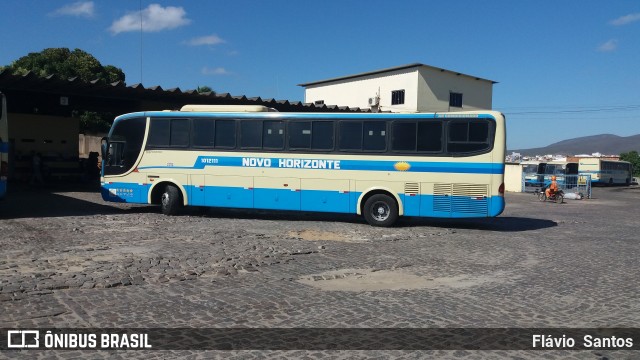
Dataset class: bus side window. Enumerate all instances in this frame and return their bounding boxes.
[417,121,442,152]
[240,120,262,149]
[311,121,334,150]
[446,119,491,154]
[363,121,386,151]
[193,118,215,147]
[215,120,236,148]
[263,120,284,150]
[391,121,417,151]
[148,118,189,147]
[338,121,363,151]
[288,121,311,149]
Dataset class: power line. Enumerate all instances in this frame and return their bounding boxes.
[499,105,640,115]
[505,105,640,115]
[140,0,143,84]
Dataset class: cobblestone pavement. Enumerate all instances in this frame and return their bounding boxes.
[1,184,640,359]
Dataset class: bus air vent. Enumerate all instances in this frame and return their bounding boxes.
[433,183,452,213]
[452,184,488,215]
[433,183,489,215]
[404,182,420,195]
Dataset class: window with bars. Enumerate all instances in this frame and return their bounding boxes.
[391,90,405,105]
[450,92,463,108]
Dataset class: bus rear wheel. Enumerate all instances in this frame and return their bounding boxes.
[161,184,182,215]
[363,194,398,227]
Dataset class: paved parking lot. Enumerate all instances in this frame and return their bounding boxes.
[1,184,639,359]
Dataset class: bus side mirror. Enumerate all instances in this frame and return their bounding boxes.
[100,137,108,161]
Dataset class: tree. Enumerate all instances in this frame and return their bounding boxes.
[72,110,113,134]
[619,150,640,177]
[2,48,125,84]
[196,85,215,94]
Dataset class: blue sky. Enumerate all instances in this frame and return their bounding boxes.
[1,1,639,150]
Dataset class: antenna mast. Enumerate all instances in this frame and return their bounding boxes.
[139,0,143,84]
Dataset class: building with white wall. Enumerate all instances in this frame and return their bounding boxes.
[299,63,496,112]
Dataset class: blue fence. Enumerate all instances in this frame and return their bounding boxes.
[522,174,592,199]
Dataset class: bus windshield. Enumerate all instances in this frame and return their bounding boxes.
[103,117,145,176]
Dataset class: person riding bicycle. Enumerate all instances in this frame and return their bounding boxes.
[545,175,558,199]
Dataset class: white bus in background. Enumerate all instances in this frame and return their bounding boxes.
[523,161,579,189]
[521,161,540,179]
[578,158,633,185]
[100,105,506,227]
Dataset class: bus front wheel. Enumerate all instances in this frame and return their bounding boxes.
[161,184,182,215]
[363,194,398,227]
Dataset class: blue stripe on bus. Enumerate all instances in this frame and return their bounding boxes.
[0,141,9,153]
[136,156,504,175]
[102,182,504,218]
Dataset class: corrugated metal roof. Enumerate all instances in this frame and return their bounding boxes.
[298,63,498,87]
[0,70,369,113]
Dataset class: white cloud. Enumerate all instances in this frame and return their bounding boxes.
[51,1,95,18]
[202,67,230,76]
[186,34,225,46]
[597,39,618,52]
[610,13,640,26]
[109,4,190,35]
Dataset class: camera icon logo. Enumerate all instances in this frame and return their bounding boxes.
[7,330,40,348]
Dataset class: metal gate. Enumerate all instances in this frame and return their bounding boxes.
[522,173,591,199]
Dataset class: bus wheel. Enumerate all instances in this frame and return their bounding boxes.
[161,184,182,215]
[363,194,398,227]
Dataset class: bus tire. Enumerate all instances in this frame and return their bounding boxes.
[363,194,398,227]
[161,184,181,215]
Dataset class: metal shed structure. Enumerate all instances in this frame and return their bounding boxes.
[0,70,366,181]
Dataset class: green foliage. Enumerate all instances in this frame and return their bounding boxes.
[619,150,640,176]
[4,48,125,83]
[73,110,113,134]
[196,85,215,94]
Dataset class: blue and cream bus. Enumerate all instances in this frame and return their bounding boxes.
[101,105,506,226]
[0,92,8,199]
[579,158,633,185]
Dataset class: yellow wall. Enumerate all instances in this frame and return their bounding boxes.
[9,113,79,159]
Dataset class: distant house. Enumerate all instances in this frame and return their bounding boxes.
[298,63,496,113]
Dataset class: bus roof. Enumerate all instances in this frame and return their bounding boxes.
[113,109,505,123]
[180,105,277,112]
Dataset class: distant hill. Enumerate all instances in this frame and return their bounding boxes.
[510,134,640,156]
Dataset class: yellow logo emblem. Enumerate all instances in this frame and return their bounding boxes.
[394,161,411,171]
